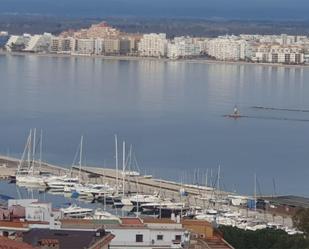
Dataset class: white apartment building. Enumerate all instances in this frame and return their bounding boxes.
[138,33,168,57]
[207,38,250,61]
[252,44,304,64]
[5,34,31,51]
[23,33,53,52]
[76,38,95,54]
[167,36,201,59]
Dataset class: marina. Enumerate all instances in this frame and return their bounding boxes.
[0,151,300,234]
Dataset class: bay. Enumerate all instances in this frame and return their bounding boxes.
[0,54,309,196]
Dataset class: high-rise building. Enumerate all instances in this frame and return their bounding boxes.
[207,38,250,61]
[167,36,201,59]
[76,39,95,54]
[252,44,304,64]
[50,37,76,53]
[138,33,168,57]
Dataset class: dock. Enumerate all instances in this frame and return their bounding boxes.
[0,155,219,206]
[0,155,293,227]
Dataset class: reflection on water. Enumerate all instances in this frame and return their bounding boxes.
[0,54,309,196]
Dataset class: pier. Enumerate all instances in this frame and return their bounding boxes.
[0,155,217,203]
[0,155,294,227]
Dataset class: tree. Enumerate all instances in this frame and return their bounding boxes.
[219,226,309,249]
[293,208,309,235]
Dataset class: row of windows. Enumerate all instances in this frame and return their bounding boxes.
[135,234,182,242]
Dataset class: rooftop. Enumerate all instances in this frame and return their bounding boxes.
[120,217,143,226]
[23,228,113,249]
[0,236,36,249]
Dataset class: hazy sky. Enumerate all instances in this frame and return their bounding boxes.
[1,0,309,20]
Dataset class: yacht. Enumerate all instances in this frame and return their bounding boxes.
[16,175,46,186]
[141,201,181,212]
[46,177,79,190]
[60,204,93,218]
[84,209,120,222]
[76,184,114,197]
[113,197,133,208]
[129,194,161,206]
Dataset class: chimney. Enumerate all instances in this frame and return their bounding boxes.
[171,213,176,221]
[176,215,181,224]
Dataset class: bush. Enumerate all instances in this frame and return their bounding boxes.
[219,226,309,249]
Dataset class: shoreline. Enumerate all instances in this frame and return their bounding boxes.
[0,50,308,69]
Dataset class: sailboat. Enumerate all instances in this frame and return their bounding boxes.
[16,129,46,187]
[45,136,83,190]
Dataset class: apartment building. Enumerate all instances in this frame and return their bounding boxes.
[252,44,304,64]
[138,33,168,57]
[167,37,201,59]
[103,38,120,55]
[23,33,53,52]
[207,38,250,61]
[76,39,95,54]
[5,34,31,52]
[50,37,75,53]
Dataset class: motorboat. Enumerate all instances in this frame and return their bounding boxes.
[129,194,161,206]
[46,177,79,190]
[156,203,188,218]
[113,197,133,208]
[16,175,46,186]
[141,201,182,212]
[84,208,120,222]
[60,204,93,218]
[76,184,114,197]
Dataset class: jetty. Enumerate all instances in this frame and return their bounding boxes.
[0,155,218,205]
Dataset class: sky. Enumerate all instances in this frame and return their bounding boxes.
[1,0,309,20]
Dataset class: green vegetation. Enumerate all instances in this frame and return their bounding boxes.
[219,226,309,249]
[293,208,309,235]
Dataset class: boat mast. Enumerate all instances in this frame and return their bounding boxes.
[254,173,257,212]
[205,168,208,187]
[39,129,43,173]
[122,141,126,196]
[78,135,84,183]
[31,128,36,175]
[27,129,32,172]
[217,165,221,194]
[17,131,32,176]
[115,135,119,195]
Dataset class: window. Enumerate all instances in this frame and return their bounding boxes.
[136,234,143,242]
[175,235,182,241]
[157,235,163,240]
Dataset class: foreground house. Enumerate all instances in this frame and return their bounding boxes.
[22,228,114,249]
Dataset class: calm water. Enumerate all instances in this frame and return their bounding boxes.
[0,54,309,196]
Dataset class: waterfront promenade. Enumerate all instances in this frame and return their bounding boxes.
[1,50,309,69]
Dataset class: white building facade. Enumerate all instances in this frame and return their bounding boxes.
[252,45,304,64]
[207,37,250,61]
[138,33,168,57]
[167,36,201,59]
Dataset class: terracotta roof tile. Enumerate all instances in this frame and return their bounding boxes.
[0,236,36,249]
[143,218,177,224]
[120,218,144,226]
